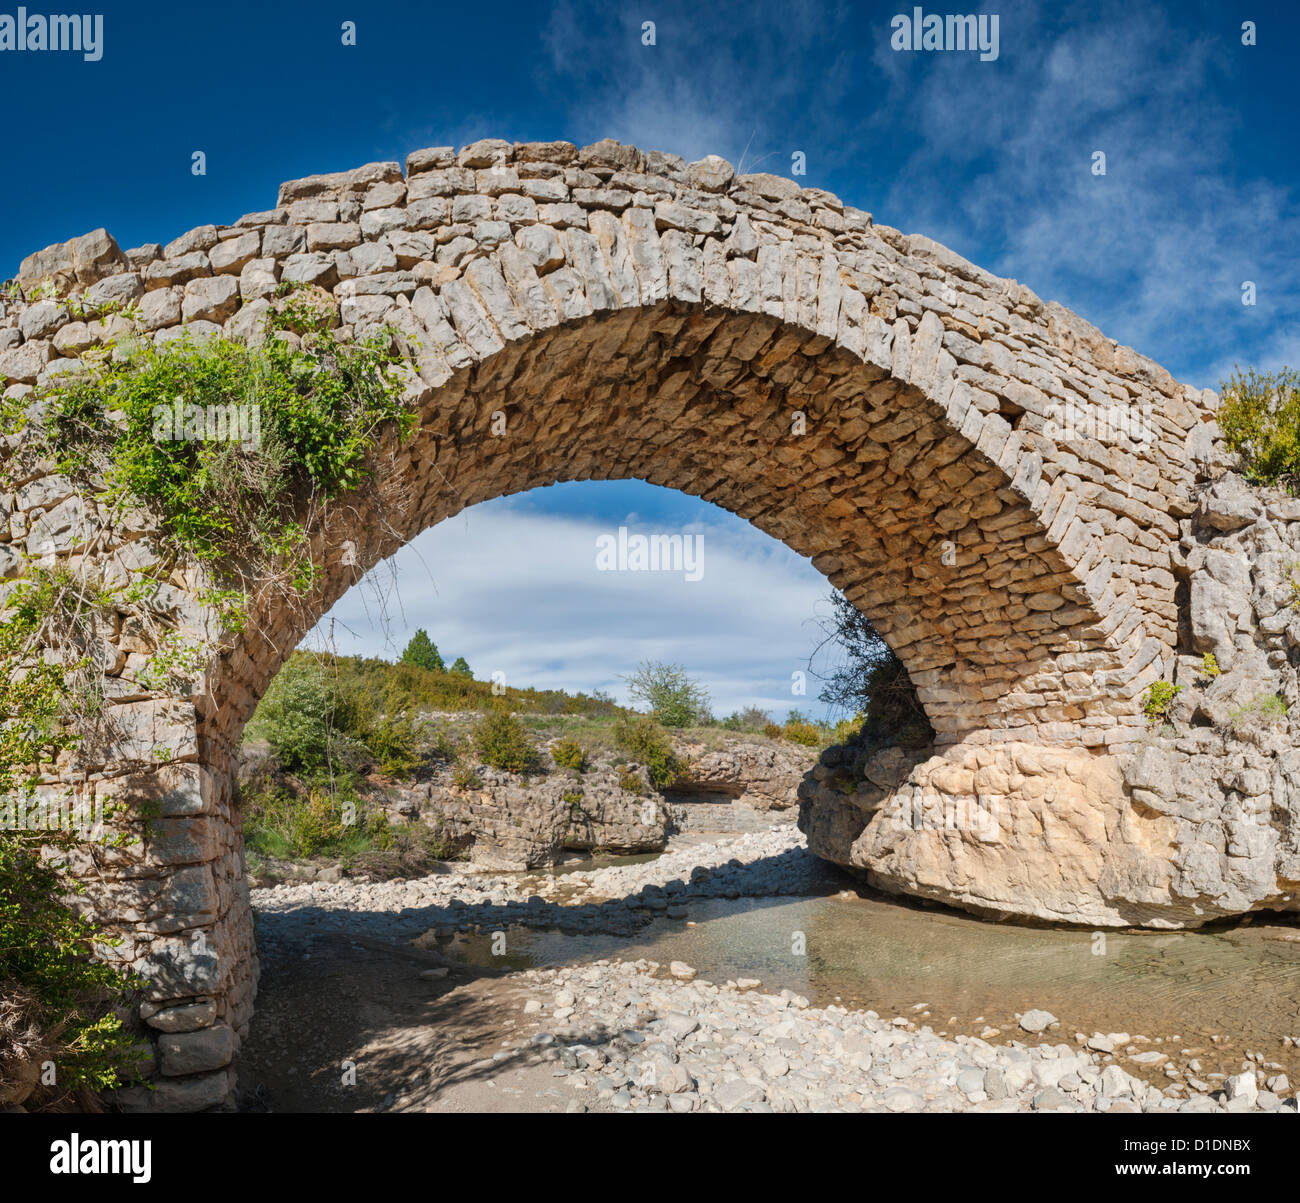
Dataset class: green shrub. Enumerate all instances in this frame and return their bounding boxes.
[449,656,473,678]
[1217,366,1300,489]
[613,717,681,789]
[621,660,710,727]
[363,711,422,777]
[617,767,645,795]
[1228,692,1289,734]
[0,833,145,1105]
[246,659,338,772]
[1142,680,1182,724]
[452,763,482,790]
[16,289,414,586]
[782,720,823,746]
[717,706,770,732]
[240,772,378,861]
[550,737,589,773]
[1200,653,1221,679]
[0,564,142,1107]
[345,821,467,879]
[428,724,460,763]
[473,712,538,774]
[831,711,866,745]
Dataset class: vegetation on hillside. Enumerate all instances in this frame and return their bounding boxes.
[1218,366,1300,491]
[622,660,711,727]
[612,716,683,789]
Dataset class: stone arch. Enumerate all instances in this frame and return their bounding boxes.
[209,303,1137,759]
[1,136,1223,1109]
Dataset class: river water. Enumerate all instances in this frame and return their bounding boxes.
[426,868,1300,1087]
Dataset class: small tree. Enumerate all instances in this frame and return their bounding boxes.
[449,656,472,678]
[247,658,336,772]
[621,661,710,728]
[400,629,444,673]
[808,591,932,748]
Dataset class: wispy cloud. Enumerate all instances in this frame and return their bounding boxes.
[860,0,1300,386]
[307,491,836,719]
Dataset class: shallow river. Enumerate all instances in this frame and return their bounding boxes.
[426,877,1300,1084]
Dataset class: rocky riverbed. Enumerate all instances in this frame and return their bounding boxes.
[243,823,1299,1113]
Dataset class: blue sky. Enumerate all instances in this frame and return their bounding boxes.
[4,1,1297,716]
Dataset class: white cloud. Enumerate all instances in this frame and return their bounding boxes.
[306,493,836,719]
[864,0,1300,384]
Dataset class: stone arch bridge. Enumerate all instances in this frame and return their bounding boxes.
[0,137,1243,1109]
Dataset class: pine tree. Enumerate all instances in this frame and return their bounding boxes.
[449,656,473,678]
[400,629,444,672]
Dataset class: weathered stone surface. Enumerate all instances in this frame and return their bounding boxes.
[420,766,667,871]
[157,1025,235,1075]
[675,741,816,810]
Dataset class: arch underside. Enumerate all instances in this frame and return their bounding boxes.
[203,303,1136,760]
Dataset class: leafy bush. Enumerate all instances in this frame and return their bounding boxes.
[16,288,414,588]
[0,834,144,1105]
[246,658,339,772]
[1217,366,1300,489]
[621,661,711,728]
[1200,653,1221,679]
[0,562,142,1108]
[831,712,866,745]
[345,822,467,879]
[550,737,589,773]
[363,712,422,777]
[427,724,460,764]
[473,712,539,774]
[400,629,444,673]
[763,721,783,741]
[452,763,483,790]
[782,720,823,746]
[617,767,645,795]
[613,717,681,789]
[240,772,381,861]
[717,706,770,732]
[1142,680,1182,724]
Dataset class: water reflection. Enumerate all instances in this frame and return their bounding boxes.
[423,887,1300,1082]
